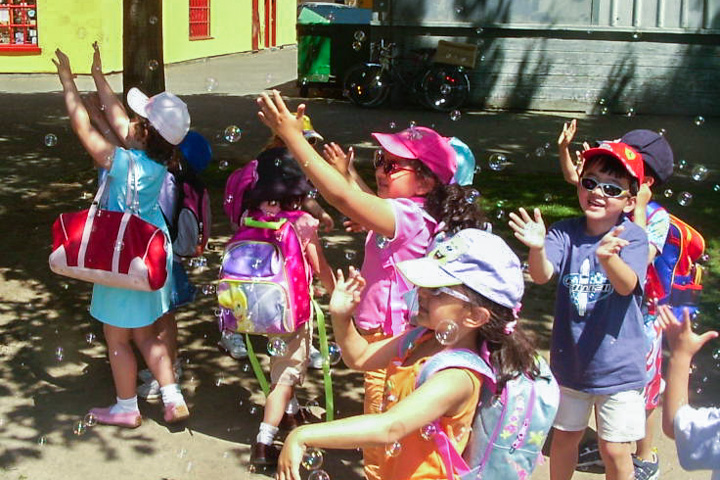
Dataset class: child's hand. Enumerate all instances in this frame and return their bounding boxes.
[276,430,304,480]
[658,306,718,359]
[596,226,629,260]
[329,267,366,318]
[558,119,577,149]
[257,90,305,139]
[636,182,652,208]
[318,212,335,232]
[52,49,75,85]
[322,142,353,178]
[343,218,367,233]
[91,41,102,73]
[508,207,546,249]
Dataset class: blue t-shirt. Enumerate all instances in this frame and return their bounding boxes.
[545,216,648,395]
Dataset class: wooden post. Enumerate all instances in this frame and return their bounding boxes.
[122,0,165,100]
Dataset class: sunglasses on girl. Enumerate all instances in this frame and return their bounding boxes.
[580,176,630,198]
[426,286,475,304]
[373,150,419,175]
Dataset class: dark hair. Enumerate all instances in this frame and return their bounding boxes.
[243,147,311,212]
[145,124,176,166]
[582,155,640,195]
[463,287,540,392]
[424,184,486,235]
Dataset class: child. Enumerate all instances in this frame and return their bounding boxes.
[275,228,539,480]
[559,122,675,479]
[229,150,335,466]
[54,49,189,426]
[657,306,719,479]
[257,91,482,479]
[509,141,649,480]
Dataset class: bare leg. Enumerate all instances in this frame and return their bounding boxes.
[154,311,178,364]
[132,324,175,387]
[599,439,634,480]
[263,384,293,427]
[103,324,136,399]
[635,408,657,461]
[550,428,585,480]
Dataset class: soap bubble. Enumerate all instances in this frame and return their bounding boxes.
[535,147,546,157]
[205,77,219,92]
[306,398,320,408]
[73,421,86,436]
[37,436,47,446]
[202,284,216,295]
[455,426,470,442]
[308,471,330,480]
[218,160,229,170]
[147,59,159,71]
[449,110,461,121]
[249,405,259,416]
[465,189,480,204]
[389,121,397,129]
[327,342,342,365]
[385,441,402,457]
[691,165,709,182]
[149,16,158,25]
[267,337,288,357]
[714,184,720,192]
[600,106,609,115]
[435,320,460,345]
[712,349,720,361]
[476,27,484,35]
[224,125,242,143]
[327,13,335,22]
[677,191,693,207]
[376,235,390,249]
[598,98,606,105]
[352,41,363,51]
[241,363,251,373]
[301,448,324,470]
[440,84,452,95]
[55,347,64,362]
[114,240,124,252]
[488,153,508,171]
[83,413,97,427]
[420,423,438,440]
[543,193,553,202]
[44,134,58,147]
[631,31,641,40]
[677,159,688,170]
[495,209,506,220]
[345,251,356,261]
[663,189,674,198]
[626,107,636,118]
[308,189,319,199]
[658,128,667,136]
[76,27,87,39]
[694,116,705,126]
[354,30,366,41]
[455,6,464,13]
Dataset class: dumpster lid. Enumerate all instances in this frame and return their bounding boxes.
[298,2,372,24]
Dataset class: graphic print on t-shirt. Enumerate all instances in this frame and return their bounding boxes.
[562,258,614,316]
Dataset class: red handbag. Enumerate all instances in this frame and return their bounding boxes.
[49,156,169,291]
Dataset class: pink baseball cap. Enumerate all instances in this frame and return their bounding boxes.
[582,141,645,181]
[372,126,457,184]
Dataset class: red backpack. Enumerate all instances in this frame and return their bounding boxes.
[644,201,705,317]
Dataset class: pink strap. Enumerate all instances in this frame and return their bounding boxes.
[433,427,470,480]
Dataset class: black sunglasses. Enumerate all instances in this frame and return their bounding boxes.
[373,150,418,175]
[580,177,630,198]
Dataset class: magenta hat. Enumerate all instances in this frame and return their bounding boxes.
[372,126,457,184]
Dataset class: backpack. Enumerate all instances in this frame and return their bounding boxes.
[644,201,705,318]
[217,209,312,335]
[160,169,212,258]
[223,159,259,230]
[400,328,559,480]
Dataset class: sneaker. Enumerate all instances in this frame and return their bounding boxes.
[89,406,142,428]
[163,401,190,423]
[308,345,323,370]
[577,440,604,469]
[250,442,280,466]
[138,362,183,384]
[137,379,161,401]
[633,452,659,480]
[218,332,248,360]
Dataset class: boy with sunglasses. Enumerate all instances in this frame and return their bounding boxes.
[509,142,649,480]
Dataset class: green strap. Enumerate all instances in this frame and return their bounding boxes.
[243,217,286,230]
[245,333,270,397]
[313,299,334,422]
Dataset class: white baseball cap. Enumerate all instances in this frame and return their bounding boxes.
[127,87,190,145]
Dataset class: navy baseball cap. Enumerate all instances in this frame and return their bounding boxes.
[620,130,674,185]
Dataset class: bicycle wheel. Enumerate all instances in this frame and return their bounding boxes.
[343,64,391,108]
[419,65,471,112]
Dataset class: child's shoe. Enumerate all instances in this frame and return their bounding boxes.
[88,406,142,428]
[138,362,183,383]
[218,332,248,360]
[250,442,280,466]
[279,408,310,431]
[577,440,603,470]
[632,451,659,480]
[163,401,190,423]
[137,379,161,401]
[308,345,324,370]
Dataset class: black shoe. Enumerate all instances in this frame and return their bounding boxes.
[250,442,280,466]
[279,408,309,431]
[577,440,604,470]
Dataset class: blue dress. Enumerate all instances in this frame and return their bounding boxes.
[89,148,173,328]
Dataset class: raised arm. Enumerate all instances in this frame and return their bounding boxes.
[53,49,115,170]
[509,207,554,284]
[558,120,581,186]
[257,91,397,238]
[322,142,374,194]
[90,41,132,144]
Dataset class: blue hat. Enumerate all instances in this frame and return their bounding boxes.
[620,130,673,185]
[447,136,476,186]
[179,131,212,173]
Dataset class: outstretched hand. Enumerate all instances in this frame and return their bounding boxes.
[91,41,102,73]
[322,142,353,178]
[329,267,366,318]
[508,207,546,249]
[596,226,629,260]
[52,49,75,85]
[257,90,305,139]
[276,429,304,480]
[558,119,577,149]
[657,306,719,358]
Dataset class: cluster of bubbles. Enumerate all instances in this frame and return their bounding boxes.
[352,30,366,52]
[224,125,242,143]
[188,256,208,268]
[72,413,97,436]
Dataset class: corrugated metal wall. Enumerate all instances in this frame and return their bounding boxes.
[375,0,720,114]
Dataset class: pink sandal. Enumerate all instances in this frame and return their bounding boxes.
[89,407,142,428]
[163,402,190,423]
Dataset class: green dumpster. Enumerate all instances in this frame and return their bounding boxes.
[297,3,372,94]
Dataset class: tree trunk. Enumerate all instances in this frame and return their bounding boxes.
[122,0,165,100]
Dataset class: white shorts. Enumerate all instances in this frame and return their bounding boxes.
[553,386,646,442]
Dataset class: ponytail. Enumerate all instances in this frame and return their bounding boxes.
[145,125,176,166]
[425,184,486,235]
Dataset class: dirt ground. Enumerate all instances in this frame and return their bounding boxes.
[0,48,717,479]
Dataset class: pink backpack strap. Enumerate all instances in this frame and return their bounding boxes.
[433,426,470,480]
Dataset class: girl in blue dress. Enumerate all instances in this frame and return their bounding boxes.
[54,48,189,427]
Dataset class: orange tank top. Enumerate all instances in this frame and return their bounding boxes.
[378,335,483,480]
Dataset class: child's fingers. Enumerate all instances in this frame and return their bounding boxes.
[533,208,543,223]
[698,330,720,348]
[295,102,306,119]
[335,268,346,284]
[517,207,532,223]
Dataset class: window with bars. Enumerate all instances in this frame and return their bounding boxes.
[189,0,211,40]
[0,0,40,52]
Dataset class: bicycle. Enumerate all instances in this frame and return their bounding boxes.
[343,39,475,112]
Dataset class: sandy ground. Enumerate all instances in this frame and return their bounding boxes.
[0,47,716,479]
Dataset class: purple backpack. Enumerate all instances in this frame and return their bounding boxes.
[217,209,312,335]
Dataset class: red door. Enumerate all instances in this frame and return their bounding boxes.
[251,0,260,50]
[263,0,276,48]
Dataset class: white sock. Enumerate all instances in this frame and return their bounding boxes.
[160,384,185,406]
[109,396,139,414]
[285,396,300,415]
[256,422,279,445]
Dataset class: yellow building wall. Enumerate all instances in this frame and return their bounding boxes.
[0,0,122,74]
